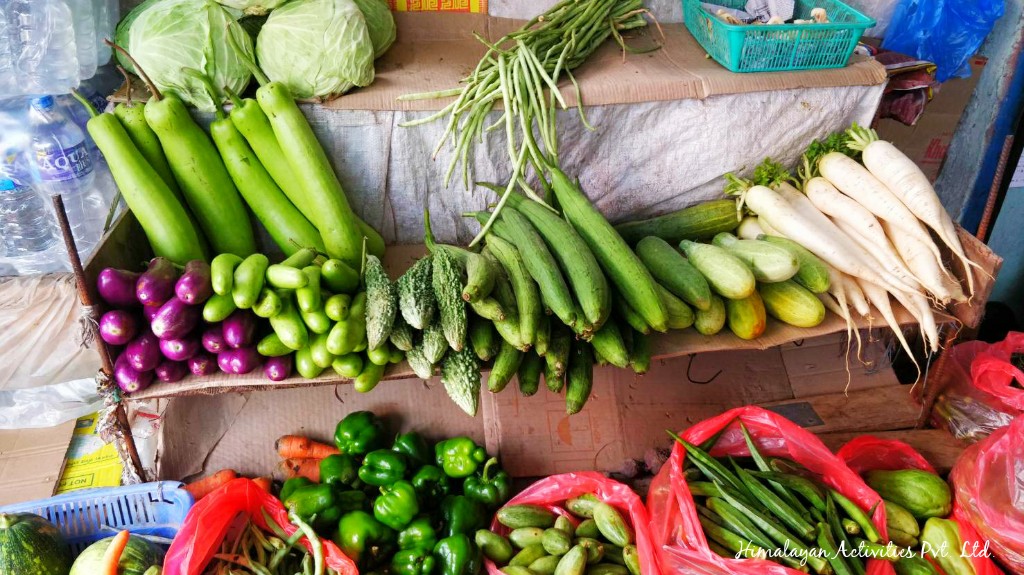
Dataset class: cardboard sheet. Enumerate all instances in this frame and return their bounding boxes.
[0,422,75,506]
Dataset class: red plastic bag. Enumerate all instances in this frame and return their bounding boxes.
[164,478,359,575]
[483,472,659,575]
[646,406,893,575]
[952,414,1024,571]
[837,436,1004,575]
[932,335,1023,442]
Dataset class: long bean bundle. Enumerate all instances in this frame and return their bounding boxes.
[401,0,651,244]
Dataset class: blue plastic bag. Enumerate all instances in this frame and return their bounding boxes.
[882,0,1004,82]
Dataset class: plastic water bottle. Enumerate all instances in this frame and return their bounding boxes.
[0,176,64,275]
[27,94,103,256]
[0,4,14,97]
[67,0,97,83]
[9,0,80,96]
[93,0,119,67]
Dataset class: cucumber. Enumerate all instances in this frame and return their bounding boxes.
[505,195,610,334]
[615,199,740,245]
[694,295,726,335]
[498,505,558,529]
[488,341,525,393]
[761,235,831,294]
[588,319,629,369]
[725,291,767,340]
[629,331,650,375]
[655,283,695,330]
[712,233,799,283]
[635,236,712,311]
[758,280,825,328]
[679,241,755,300]
[486,235,542,348]
[615,297,650,335]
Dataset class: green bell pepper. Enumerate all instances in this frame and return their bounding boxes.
[374,480,421,530]
[394,432,434,468]
[433,534,482,575]
[399,516,440,551]
[284,483,343,530]
[334,510,395,566]
[359,449,410,486]
[463,458,511,509]
[337,489,370,514]
[392,546,437,575]
[440,495,488,538]
[435,437,488,478]
[280,477,313,502]
[335,410,386,456]
[320,453,360,487]
[412,465,451,504]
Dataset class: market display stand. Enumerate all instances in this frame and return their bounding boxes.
[93,12,1001,482]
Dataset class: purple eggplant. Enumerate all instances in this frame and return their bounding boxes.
[264,355,294,381]
[201,326,227,354]
[175,260,213,305]
[159,337,200,362]
[97,268,141,308]
[150,298,201,340]
[99,310,138,346]
[124,329,161,372]
[142,304,161,322]
[115,353,153,394]
[136,258,179,307]
[222,310,257,349]
[218,348,261,375]
[155,359,189,383]
[188,352,218,376]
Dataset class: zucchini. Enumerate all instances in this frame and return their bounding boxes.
[491,275,530,352]
[476,210,577,329]
[545,325,572,391]
[711,233,799,283]
[547,168,667,332]
[506,195,610,334]
[615,297,650,335]
[758,280,825,328]
[635,236,712,311]
[725,291,767,340]
[614,199,740,245]
[655,283,695,330]
[565,340,595,415]
[489,341,525,393]
[469,316,501,361]
[485,235,542,348]
[517,352,544,397]
[679,241,756,300]
[629,331,651,375]
[760,236,831,294]
[694,295,726,335]
[589,319,629,369]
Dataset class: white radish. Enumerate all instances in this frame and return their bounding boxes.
[817,292,857,390]
[736,184,901,290]
[889,288,941,354]
[818,151,946,269]
[819,271,863,364]
[848,125,981,296]
[858,279,921,379]
[774,182,919,294]
[737,216,765,239]
[757,215,780,236]
[843,272,871,318]
[883,221,964,304]
[831,216,923,293]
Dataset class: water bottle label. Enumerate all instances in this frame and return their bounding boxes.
[34,141,93,182]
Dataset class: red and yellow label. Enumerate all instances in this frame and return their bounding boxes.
[388,0,485,12]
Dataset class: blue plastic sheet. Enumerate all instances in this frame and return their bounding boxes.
[882,0,1005,82]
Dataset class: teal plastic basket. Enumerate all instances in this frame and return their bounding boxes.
[684,0,876,72]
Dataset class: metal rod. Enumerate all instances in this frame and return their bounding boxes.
[976,135,1015,243]
[51,194,146,481]
[914,327,959,429]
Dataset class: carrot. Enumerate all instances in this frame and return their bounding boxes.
[101,530,131,575]
[275,435,339,460]
[253,476,273,493]
[185,469,237,501]
[279,457,321,482]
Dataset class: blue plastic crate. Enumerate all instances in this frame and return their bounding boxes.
[684,0,875,72]
[0,482,193,554]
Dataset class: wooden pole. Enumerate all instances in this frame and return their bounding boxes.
[51,194,146,481]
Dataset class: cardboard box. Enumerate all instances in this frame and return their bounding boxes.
[875,56,988,182]
[0,422,75,506]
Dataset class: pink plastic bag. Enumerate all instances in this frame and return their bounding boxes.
[646,406,893,575]
[483,472,659,575]
[952,414,1024,571]
[932,334,1023,442]
[163,478,359,575]
[837,436,1004,575]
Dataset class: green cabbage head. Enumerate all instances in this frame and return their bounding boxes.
[216,0,293,16]
[256,0,376,99]
[351,0,396,58]
[116,0,254,111]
